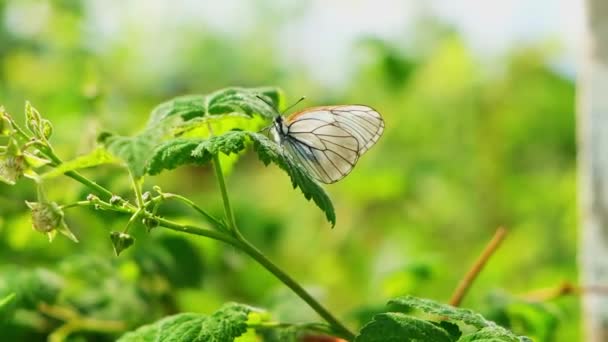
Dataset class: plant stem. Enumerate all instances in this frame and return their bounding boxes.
[161,193,225,230]
[210,153,354,339]
[41,146,114,199]
[520,282,608,302]
[130,172,145,208]
[49,147,355,340]
[237,236,355,340]
[153,216,241,247]
[449,227,508,307]
[212,155,238,234]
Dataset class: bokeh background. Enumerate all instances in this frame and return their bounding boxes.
[0,0,583,341]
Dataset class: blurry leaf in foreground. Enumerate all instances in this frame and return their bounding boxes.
[118,303,257,342]
[147,131,336,226]
[0,293,16,317]
[0,267,63,310]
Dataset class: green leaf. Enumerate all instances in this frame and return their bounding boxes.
[41,147,117,179]
[146,131,336,226]
[147,131,249,175]
[389,296,490,328]
[434,321,462,341]
[0,268,63,310]
[148,86,283,126]
[248,132,336,226]
[388,296,529,341]
[102,121,174,178]
[355,313,453,342]
[118,303,256,342]
[103,87,283,178]
[459,327,531,342]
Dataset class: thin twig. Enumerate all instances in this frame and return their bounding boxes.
[520,281,608,302]
[449,227,508,307]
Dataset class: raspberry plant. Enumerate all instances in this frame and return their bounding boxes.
[0,87,530,341]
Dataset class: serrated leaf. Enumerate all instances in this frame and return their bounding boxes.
[146,131,336,226]
[387,296,529,341]
[389,296,490,328]
[118,303,256,342]
[104,87,283,177]
[41,147,117,179]
[458,327,531,342]
[147,131,247,174]
[148,87,283,126]
[248,132,335,226]
[355,313,453,342]
[102,122,173,178]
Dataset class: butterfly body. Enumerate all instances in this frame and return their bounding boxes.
[270,105,384,184]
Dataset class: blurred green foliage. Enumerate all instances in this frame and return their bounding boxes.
[0,0,577,341]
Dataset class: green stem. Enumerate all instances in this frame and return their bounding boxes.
[59,201,91,210]
[46,145,354,340]
[41,146,114,200]
[130,172,145,208]
[153,216,240,247]
[123,207,144,233]
[161,193,226,231]
[210,153,354,339]
[212,154,238,234]
[237,236,355,340]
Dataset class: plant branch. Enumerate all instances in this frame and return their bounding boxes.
[449,227,508,307]
[237,236,355,340]
[212,154,238,234]
[209,152,353,339]
[47,145,354,340]
[130,171,145,208]
[520,281,608,302]
[160,193,225,231]
[39,303,126,342]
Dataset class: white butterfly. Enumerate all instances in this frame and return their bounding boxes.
[269,104,384,184]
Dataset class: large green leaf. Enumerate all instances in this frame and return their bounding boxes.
[146,131,336,226]
[355,313,453,342]
[118,303,255,342]
[386,296,530,341]
[389,296,490,328]
[41,147,117,179]
[148,86,283,126]
[102,87,283,178]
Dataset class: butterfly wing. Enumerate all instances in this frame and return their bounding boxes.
[280,105,384,184]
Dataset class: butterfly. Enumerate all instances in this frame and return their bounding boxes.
[263,98,384,184]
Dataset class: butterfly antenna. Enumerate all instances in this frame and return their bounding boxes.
[282,96,306,114]
[256,95,276,110]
